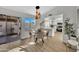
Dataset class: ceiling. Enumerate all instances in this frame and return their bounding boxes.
[1,6,55,15]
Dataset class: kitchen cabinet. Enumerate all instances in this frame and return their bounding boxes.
[0,14,21,44]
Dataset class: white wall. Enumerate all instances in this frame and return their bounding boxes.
[77,9,79,27]
[76,8,79,43]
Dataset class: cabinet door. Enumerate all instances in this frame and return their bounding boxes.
[0,21,6,35]
[0,36,7,44]
[0,21,7,44]
[6,22,12,34]
[6,21,21,43]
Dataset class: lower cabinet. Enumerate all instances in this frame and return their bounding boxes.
[0,36,7,44]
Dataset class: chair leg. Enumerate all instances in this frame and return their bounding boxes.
[47,36,48,40]
[42,38,44,43]
[35,38,38,43]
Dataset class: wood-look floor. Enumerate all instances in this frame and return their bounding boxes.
[19,32,74,52]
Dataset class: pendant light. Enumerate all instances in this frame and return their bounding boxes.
[35,6,40,19]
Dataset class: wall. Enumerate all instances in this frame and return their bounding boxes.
[77,9,79,27]
[20,18,30,39]
[76,7,79,43]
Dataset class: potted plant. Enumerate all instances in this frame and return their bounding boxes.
[64,18,76,40]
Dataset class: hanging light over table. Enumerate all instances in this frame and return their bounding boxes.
[35,6,41,20]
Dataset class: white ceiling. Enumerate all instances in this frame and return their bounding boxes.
[1,6,55,15]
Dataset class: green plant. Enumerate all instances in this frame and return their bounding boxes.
[64,18,76,39]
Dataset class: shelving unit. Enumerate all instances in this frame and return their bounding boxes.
[0,14,21,44]
[57,23,63,32]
